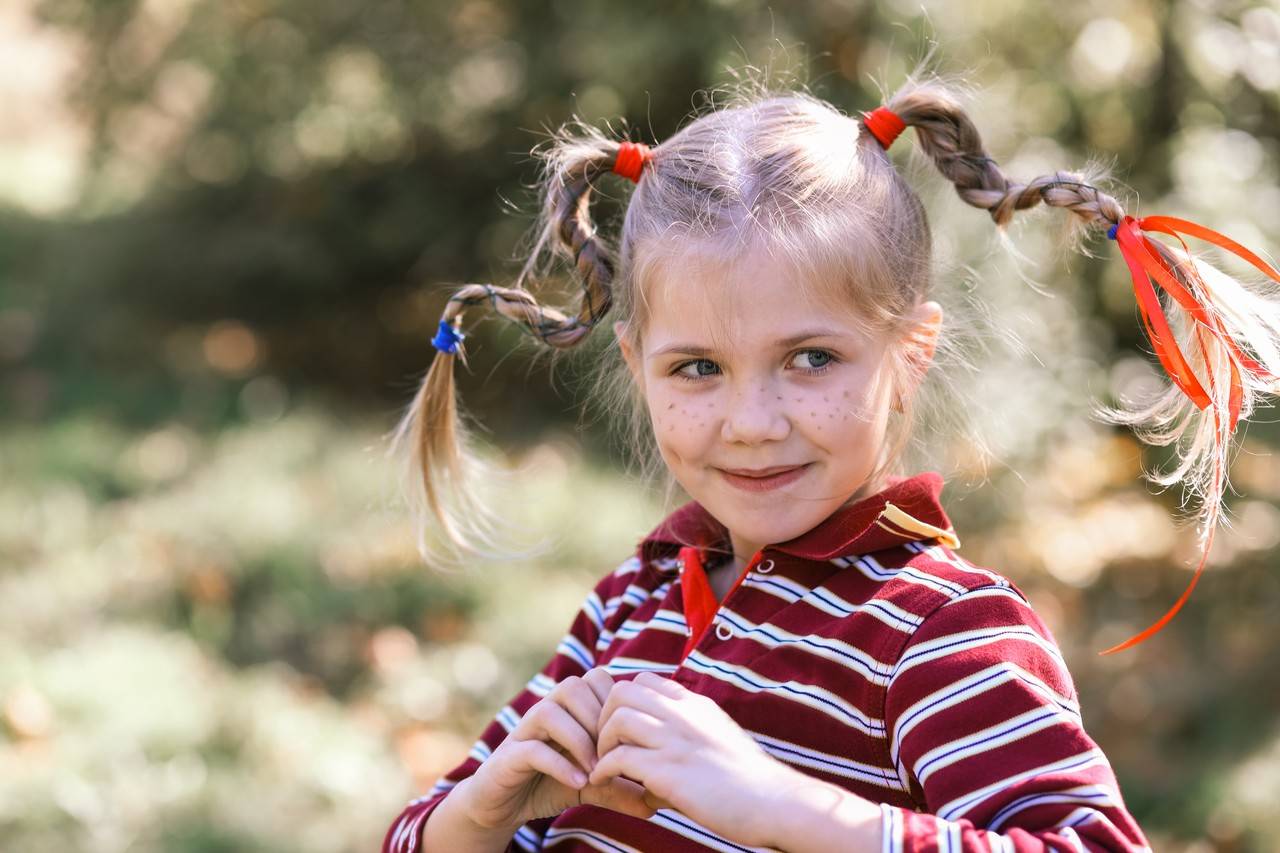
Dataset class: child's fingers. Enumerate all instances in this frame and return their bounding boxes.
[582,666,614,707]
[597,706,664,758]
[587,743,655,788]
[506,738,588,790]
[554,676,608,742]
[581,775,659,821]
[514,698,597,776]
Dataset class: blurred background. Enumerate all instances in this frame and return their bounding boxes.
[2,0,1279,850]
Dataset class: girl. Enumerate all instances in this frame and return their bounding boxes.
[381,70,1280,852]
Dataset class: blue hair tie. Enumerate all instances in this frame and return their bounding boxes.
[1106,222,1119,240]
[432,318,465,354]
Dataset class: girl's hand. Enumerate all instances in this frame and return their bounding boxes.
[588,671,802,849]
[459,667,658,832]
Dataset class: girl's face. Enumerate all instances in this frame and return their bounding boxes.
[617,249,942,564]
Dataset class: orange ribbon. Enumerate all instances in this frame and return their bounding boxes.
[1099,215,1278,654]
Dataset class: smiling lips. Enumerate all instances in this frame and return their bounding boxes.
[716,463,811,492]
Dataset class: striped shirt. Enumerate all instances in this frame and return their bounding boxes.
[382,471,1150,852]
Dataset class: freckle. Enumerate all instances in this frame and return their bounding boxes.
[794,397,802,403]
[810,412,816,417]
[817,426,823,430]
[842,390,849,398]
[776,396,782,401]
[667,403,674,410]
[823,396,828,402]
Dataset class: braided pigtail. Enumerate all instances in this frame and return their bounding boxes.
[386,131,654,568]
[868,76,1280,652]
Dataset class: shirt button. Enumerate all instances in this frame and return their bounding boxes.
[757,558,775,574]
[715,622,734,641]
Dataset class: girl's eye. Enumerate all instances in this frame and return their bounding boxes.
[670,349,838,383]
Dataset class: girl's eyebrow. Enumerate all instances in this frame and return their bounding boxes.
[649,327,847,359]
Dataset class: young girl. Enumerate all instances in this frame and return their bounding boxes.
[380,71,1280,852]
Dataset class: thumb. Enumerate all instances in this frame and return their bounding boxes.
[581,776,660,820]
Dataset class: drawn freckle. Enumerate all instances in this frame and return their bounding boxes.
[776,396,782,400]
[667,403,674,410]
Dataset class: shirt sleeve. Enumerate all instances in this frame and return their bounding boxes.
[381,554,643,853]
[880,583,1152,852]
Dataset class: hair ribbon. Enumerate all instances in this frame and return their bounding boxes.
[1099,214,1279,654]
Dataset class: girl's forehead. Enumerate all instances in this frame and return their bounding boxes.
[639,246,871,347]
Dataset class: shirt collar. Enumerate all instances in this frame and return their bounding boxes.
[639,470,960,573]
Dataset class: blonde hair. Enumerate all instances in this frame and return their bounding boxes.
[387,68,1280,575]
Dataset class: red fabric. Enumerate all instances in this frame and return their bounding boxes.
[678,546,762,659]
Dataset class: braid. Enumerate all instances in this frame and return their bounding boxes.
[876,75,1280,653]
[886,84,1125,230]
[388,137,646,566]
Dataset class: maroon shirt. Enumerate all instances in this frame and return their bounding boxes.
[383,471,1151,852]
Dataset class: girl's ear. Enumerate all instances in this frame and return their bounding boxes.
[898,300,943,399]
[614,321,643,388]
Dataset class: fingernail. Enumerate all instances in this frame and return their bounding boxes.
[572,770,588,787]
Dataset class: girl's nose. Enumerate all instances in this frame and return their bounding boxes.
[720,382,789,445]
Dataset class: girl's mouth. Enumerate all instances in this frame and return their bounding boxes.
[716,464,811,493]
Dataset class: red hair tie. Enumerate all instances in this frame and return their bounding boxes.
[1099,213,1280,655]
[862,106,906,150]
[612,141,653,183]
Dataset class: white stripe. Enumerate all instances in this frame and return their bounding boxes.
[467,739,492,763]
[988,786,1119,832]
[542,824,644,852]
[908,542,1013,589]
[1056,823,1086,852]
[914,704,1081,785]
[582,590,605,631]
[649,809,776,852]
[751,729,905,791]
[512,823,542,851]
[602,656,679,675]
[839,553,970,597]
[715,606,894,685]
[388,813,410,852]
[682,650,885,736]
[936,748,1109,820]
[805,586,923,633]
[495,704,522,733]
[879,803,902,853]
[740,571,809,602]
[557,633,595,670]
[402,809,430,853]
[615,608,688,639]
[612,555,642,577]
[889,662,1080,787]
[527,672,556,697]
[890,625,1069,689]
